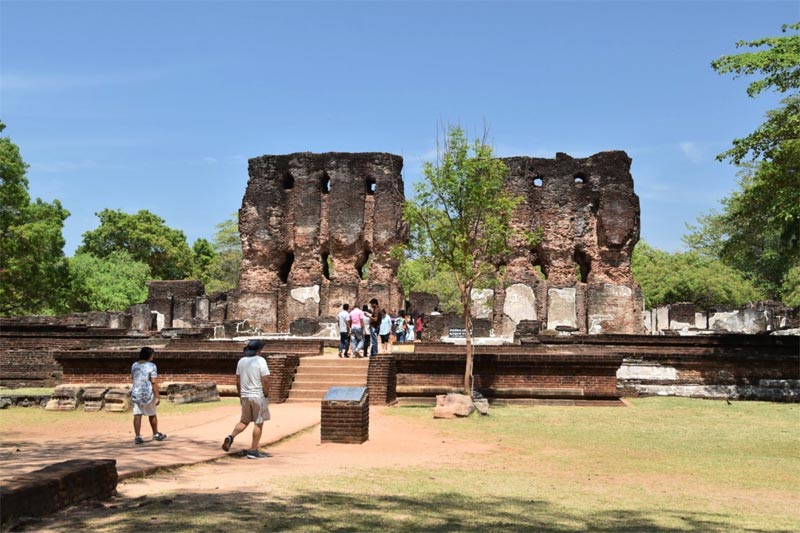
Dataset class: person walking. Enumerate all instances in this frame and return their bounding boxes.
[221,339,271,459]
[394,310,408,342]
[415,313,424,342]
[349,304,365,357]
[337,303,351,358]
[131,347,167,445]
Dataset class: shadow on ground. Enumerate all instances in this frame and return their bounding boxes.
[5,489,791,533]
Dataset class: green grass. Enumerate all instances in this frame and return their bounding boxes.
[11,398,800,532]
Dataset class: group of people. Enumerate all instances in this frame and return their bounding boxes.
[131,339,273,460]
[336,300,430,358]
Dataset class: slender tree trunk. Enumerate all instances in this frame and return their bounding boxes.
[462,290,473,396]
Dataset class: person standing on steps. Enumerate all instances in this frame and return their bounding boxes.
[337,303,352,358]
[221,339,271,459]
[349,303,365,357]
[369,298,380,356]
[131,347,167,445]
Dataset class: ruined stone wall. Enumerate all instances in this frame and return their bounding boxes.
[483,151,643,335]
[233,152,407,332]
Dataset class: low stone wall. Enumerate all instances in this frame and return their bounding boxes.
[400,344,622,401]
[52,342,316,403]
[0,459,117,524]
[645,301,799,335]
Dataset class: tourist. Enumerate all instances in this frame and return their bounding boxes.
[361,305,372,355]
[406,313,416,342]
[394,310,408,342]
[131,347,167,445]
[337,303,351,358]
[349,303,365,357]
[379,308,391,353]
[415,313,424,341]
[221,339,270,459]
[369,298,380,356]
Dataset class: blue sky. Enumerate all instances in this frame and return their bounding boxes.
[2,1,797,256]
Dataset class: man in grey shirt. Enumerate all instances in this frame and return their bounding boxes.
[337,303,351,358]
[221,339,271,459]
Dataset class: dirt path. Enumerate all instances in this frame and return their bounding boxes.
[118,407,496,498]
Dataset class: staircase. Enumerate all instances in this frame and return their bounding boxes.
[285,357,369,402]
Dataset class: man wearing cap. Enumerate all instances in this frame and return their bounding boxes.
[221,339,271,459]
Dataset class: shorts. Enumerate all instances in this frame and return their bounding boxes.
[240,397,271,425]
[133,397,157,416]
[380,333,389,343]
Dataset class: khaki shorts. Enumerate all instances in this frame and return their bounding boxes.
[133,397,157,416]
[240,397,271,425]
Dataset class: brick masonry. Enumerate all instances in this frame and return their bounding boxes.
[321,392,369,444]
[0,459,117,524]
[367,354,396,405]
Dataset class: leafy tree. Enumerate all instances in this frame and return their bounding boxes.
[687,23,800,304]
[403,126,530,395]
[397,256,461,312]
[632,242,764,309]
[0,122,70,315]
[67,251,151,311]
[781,264,800,307]
[200,215,242,295]
[78,209,194,280]
[191,238,216,279]
[712,22,799,164]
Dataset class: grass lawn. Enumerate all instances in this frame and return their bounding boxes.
[35,397,799,533]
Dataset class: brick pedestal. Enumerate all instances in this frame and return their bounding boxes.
[321,387,369,444]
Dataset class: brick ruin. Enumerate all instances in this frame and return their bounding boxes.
[230,152,407,332]
[228,150,642,335]
[478,151,643,335]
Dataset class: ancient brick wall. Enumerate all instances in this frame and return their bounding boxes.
[367,354,396,405]
[233,152,407,332]
[485,151,643,336]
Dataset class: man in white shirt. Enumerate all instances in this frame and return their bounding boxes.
[221,339,270,459]
[337,304,352,358]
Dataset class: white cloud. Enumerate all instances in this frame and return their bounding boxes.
[679,141,704,164]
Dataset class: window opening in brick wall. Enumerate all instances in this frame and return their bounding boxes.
[574,172,586,185]
[532,252,549,280]
[367,178,376,195]
[321,252,332,281]
[356,250,371,280]
[574,248,591,283]
[320,173,331,194]
[532,176,543,187]
[282,172,295,190]
[278,252,294,283]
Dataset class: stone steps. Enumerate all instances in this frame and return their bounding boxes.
[287,357,369,402]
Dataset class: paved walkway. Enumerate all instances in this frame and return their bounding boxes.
[0,402,321,481]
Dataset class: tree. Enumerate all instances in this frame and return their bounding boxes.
[198,215,242,295]
[632,242,764,309]
[191,238,216,279]
[78,209,194,280]
[397,256,461,312]
[712,22,799,164]
[0,122,70,315]
[67,251,151,312]
[403,126,528,395]
[686,23,800,303]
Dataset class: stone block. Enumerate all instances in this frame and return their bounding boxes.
[655,306,670,333]
[286,284,321,322]
[409,292,439,315]
[502,284,537,326]
[166,382,220,404]
[547,287,577,330]
[129,304,152,331]
[229,291,278,332]
[433,393,475,418]
[45,385,84,411]
[103,388,132,412]
[471,288,495,319]
[82,386,110,412]
[587,283,641,334]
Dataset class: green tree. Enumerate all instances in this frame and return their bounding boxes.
[686,23,800,303]
[191,238,216,279]
[78,209,194,280]
[397,256,461,312]
[712,22,799,164]
[0,122,70,315]
[632,242,764,309]
[200,215,242,295]
[403,126,530,395]
[67,251,151,311]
